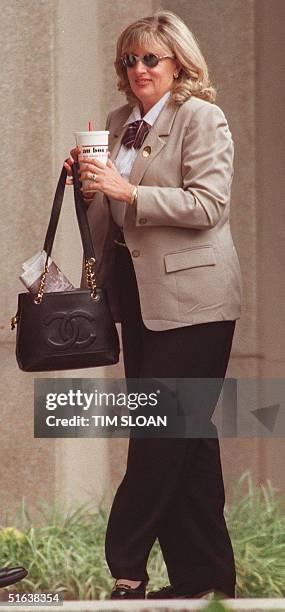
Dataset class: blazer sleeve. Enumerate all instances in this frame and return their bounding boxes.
[135,103,234,230]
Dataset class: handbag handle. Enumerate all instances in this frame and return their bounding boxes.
[72,163,98,299]
[34,163,97,303]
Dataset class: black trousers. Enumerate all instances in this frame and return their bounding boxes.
[105,244,236,597]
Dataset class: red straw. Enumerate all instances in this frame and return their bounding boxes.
[88,121,94,131]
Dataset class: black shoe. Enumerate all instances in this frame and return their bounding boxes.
[147,584,232,599]
[110,579,147,599]
[0,566,28,589]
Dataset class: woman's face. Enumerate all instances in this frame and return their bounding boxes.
[125,44,178,114]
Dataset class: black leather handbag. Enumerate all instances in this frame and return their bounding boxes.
[11,164,120,372]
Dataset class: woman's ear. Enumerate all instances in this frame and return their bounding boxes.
[174,60,182,78]
[175,59,181,70]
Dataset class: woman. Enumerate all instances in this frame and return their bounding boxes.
[65,10,242,600]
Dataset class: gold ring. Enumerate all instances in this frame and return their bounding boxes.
[91,173,97,181]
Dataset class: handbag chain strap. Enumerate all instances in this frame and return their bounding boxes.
[34,264,49,304]
[34,163,98,304]
[84,257,98,300]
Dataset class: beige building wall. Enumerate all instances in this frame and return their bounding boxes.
[0,0,284,520]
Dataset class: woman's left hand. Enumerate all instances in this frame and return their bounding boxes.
[78,155,134,204]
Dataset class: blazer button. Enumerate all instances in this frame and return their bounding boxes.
[132,249,140,257]
[138,218,147,225]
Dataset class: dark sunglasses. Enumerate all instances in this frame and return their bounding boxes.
[121,53,175,69]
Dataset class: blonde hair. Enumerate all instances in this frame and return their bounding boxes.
[114,10,216,107]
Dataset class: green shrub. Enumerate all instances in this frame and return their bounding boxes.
[0,502,111,600]
[228,471,285,597]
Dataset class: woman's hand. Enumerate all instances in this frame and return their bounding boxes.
[78,156,135,204]
[63,146,80,186]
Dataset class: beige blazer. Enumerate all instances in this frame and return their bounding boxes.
[83,95,242,331]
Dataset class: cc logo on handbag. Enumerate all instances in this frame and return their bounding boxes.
[43,311,96,350]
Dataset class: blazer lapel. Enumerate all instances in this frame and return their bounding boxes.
[109,106,132,162]
[109,127,125,162]
[129,100,180,186]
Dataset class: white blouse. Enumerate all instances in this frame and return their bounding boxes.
[109,90,171,228]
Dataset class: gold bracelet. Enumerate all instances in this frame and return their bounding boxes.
[130,185,138,206]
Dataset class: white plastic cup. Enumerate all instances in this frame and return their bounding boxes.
[74,130,109,189]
